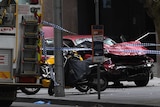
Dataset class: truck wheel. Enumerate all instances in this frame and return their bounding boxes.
[20,87,41,95]
[134,70,150,87]
[0,100,12,107]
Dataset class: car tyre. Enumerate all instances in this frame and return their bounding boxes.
[48,79,55,96]
[134,69,150,87]
[76,85,89,92]
[93,76,108,92]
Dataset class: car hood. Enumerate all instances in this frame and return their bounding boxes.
[104,41,147,56]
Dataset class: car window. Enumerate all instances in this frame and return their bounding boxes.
[75,38,92,45]
[43,39,54,55]
[77,41,92,48]
[63,39,75,47]
[42,50,54,55]
[103,38,116,46]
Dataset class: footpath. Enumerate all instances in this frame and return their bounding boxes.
[16,77,160,107]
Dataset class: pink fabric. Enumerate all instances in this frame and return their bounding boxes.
[42,26,54,39]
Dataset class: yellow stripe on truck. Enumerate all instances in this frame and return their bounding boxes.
[0,72,10,79]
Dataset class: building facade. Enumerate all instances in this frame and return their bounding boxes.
[43,0,155,43]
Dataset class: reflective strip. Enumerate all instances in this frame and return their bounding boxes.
[109,49,160,55]
[45,47,92,51]
[45,46,160,55]
[42,21,77,35]
[122,43,160,47]
[0,72,10,79]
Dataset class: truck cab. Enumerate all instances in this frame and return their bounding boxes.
[0,0,42,106]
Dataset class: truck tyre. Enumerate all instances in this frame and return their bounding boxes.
[134,69,150,87]
[0,100,12,107]
[20,87,41,95]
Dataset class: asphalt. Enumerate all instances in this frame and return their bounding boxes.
[16,76,160,107]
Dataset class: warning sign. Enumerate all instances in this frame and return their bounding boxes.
[18,5,30,14]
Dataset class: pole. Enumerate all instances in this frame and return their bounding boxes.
[95,0,99,25]
[97,63,101,99]
[53,0,65,97]
[94,0,101,100]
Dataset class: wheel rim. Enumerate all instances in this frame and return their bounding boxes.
[25,88,39,92]
[79,85,88,90]
[92,77,108,91]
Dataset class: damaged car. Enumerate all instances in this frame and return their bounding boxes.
[46,34,154,87]
[63,35,154,87]
[103,38,154,87]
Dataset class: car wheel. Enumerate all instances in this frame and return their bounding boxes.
[48,79,55,96]
[76,85,89,92]
[134,69,150,87]
[93,76,108,92]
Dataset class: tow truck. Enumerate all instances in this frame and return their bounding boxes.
[0,0,43,106]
